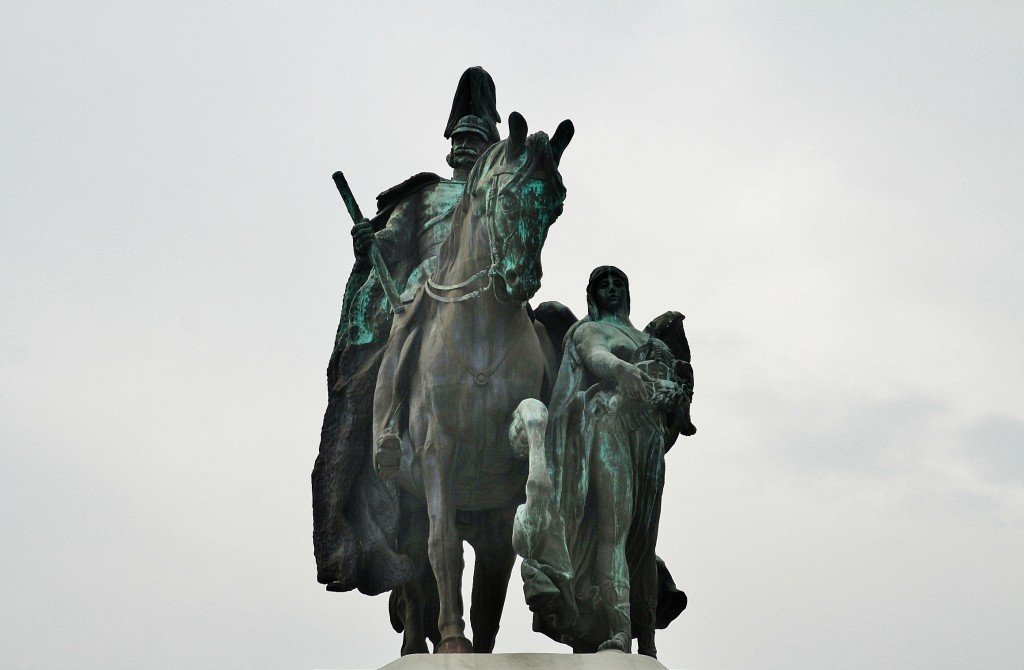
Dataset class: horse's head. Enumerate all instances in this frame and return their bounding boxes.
[465,112,574,304]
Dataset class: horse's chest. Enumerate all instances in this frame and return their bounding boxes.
[425,371,523,443]
[417,326,542,464]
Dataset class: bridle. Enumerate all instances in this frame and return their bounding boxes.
[424,162,528,305]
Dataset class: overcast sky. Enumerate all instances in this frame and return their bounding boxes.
[2,2,1022,669]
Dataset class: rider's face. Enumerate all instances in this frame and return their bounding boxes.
[595,275,627,315]
[450,132,489,168]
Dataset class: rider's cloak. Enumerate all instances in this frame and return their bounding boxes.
[312,172,470,594]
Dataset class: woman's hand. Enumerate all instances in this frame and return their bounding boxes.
[613,361,652,401]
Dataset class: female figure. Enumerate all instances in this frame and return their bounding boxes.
[514,266,690,657]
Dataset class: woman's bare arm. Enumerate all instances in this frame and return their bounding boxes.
[575,322,651,401]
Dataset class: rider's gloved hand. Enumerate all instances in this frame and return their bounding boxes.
[351,219,374,258]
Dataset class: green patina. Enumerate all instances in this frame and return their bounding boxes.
[513,178,561,289]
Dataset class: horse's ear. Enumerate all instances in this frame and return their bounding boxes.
[508,111,527,157]
[551,119,574,165]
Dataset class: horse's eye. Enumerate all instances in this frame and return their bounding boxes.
[500,194,518,213]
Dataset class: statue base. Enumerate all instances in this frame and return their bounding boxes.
[375,652,669,670]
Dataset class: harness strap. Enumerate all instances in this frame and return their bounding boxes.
[427,267,488,292]
[440,310,533,386]
[425,274,493,303]
[426,171,504,305]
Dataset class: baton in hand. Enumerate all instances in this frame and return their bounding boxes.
[332,171,405,313]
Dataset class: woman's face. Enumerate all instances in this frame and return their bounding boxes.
[594,274,627,315]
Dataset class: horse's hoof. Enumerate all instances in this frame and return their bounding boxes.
[435,636,473,654]
[637,631,657,658]
[597,632,630,653]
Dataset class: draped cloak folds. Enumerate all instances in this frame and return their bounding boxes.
[311,173,467,594]
[514,317,687,650]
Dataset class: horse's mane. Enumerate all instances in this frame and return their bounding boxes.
[434,133,566,279]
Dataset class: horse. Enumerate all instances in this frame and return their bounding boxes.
[373,111,573,654]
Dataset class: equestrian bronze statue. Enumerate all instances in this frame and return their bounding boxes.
[312,68,500,600]
[371,111,574,654]
[313,67,698,661]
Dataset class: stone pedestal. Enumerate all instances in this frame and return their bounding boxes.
[377,653,669,670]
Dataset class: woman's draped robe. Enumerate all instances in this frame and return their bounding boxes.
[513,320,687,651]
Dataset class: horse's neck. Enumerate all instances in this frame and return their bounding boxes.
[433,197,530,336]
[434,210,490,286]
[440,289,529,355]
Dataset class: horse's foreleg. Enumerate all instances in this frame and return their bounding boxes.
[395,498,436,655]
[421,426,471,653]
[467,508,518,653]
[510,398,553,564]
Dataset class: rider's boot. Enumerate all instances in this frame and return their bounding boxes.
[374,304,420,481]
[374,414,402,480]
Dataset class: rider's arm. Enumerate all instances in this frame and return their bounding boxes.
[373,197,418,266]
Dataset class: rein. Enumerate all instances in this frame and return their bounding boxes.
[425,263,495,303]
